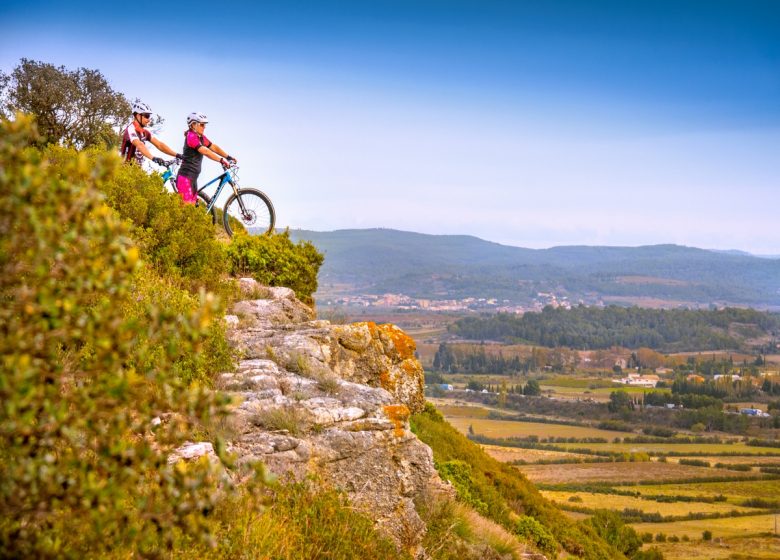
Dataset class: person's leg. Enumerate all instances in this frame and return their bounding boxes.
[175,175,197,204]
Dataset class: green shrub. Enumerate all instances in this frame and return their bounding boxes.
[226,230,323,305]
[514,515,558,557]
[437,460,489,515]
[702,530,712,541]
[43,144,230,296]
[632,547,665,560]
[0,115,234,557]
[586,509,642,557]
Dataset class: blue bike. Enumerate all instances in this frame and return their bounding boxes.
[160,160,275,236]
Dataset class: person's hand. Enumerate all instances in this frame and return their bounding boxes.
[219,157,230,169]
[175,153,183,161]
[226,155,237,164]
[152,156,165,166]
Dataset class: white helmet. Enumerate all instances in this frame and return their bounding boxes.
[187,112,209,125]
[132,101,152,115]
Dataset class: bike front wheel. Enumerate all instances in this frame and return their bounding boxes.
[223,188,275,237]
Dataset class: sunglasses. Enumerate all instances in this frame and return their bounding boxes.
[141,113,151,119]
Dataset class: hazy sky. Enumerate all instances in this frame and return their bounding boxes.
[2,1,778,253]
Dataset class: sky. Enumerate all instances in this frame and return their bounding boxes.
[1,0,779,253]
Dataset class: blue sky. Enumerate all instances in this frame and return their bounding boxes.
[2,0,779,253]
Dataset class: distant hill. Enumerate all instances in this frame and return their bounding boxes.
[284,228,780,309]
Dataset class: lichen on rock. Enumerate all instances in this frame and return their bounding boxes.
[198,278,444,555]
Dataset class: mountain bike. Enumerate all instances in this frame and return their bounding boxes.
[160,159,275,236]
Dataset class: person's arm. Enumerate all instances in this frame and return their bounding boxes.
[197,145,230,165]
[150,136,180,158]
[131,138,155,160]
[207,142,237,163]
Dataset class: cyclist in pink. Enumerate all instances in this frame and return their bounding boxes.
[175,112,237,204]
[120,101,180,166]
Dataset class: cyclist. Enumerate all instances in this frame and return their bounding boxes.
[175,112,237,204]
[120,101,180,166]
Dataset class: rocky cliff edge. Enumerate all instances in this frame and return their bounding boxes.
[178,279,448,556]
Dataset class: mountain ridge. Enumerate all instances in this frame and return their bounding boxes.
[283,228,780,309]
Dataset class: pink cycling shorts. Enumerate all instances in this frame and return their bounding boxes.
[175,175,197,204]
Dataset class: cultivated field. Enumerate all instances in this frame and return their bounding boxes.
[446,417,629,440]
[632,513,780,539]
[437,399,780,560]
[648,535,780,560]
[481,444,590,464]
[541,490,760,516]
[632,479,780,502]
[516,462,764,485]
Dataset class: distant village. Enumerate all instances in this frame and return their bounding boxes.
[323,291,576,314]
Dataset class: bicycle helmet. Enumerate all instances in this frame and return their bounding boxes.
[132,101,152,115]
[187,112,209,125]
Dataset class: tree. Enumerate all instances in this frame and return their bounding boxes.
[586,509,641,557]
[0,58,130,148]
[608,390,634,413]
[524,378,541,396]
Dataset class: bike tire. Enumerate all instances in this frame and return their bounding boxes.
[222,188,275,237]
[197,191,217,225]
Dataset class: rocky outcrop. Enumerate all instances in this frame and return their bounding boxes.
[216,281,445,556]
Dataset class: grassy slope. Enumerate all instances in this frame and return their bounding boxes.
[410,403,624,560]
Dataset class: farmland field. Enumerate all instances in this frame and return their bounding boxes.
[648,535,780,560]
[541,490,760,516]
[549,441,779,455]
[446,416,629,440]
[481,444,590,464]
[516,462,764,484]
[632,479,780,502]
[631,513,780,539]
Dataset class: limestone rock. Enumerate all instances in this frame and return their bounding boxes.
[220,284,439,555]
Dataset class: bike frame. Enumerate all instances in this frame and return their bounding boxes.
[196,168,239,213]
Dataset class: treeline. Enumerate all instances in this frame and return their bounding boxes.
[432,343,579,374]
[449,305,780,351]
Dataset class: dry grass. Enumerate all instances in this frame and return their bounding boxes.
[551,441,774,455]
[252,406,308,436]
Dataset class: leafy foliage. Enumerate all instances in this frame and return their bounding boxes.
[226,230,324,305]
[586,510,642,558]
[0,115,232,557]
[0,59,131,148]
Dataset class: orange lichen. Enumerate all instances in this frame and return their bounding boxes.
[379,369,395,391]
[383,404,410,437]
[400,359,420,376]
[377,324,416,360]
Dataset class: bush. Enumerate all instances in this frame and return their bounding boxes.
[0,115,234,557]
[437,460,489,516]
[679,459,710,467]
[44,144,230,296]
[226,230,323,305]
[632,548,665,560]
[587,509,642,557]
[514,515,558,558]
[702,530,712,541]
